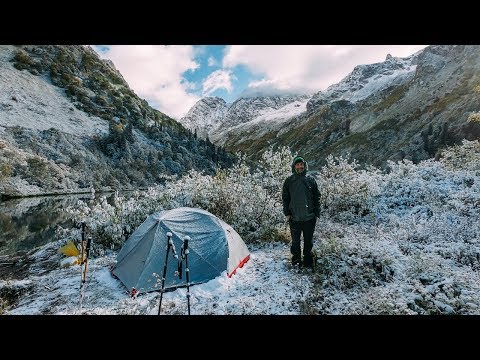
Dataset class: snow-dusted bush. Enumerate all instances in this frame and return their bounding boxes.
[0,164,12,180]
[60,139,480,314]
[317,154,381,221]
[0,140,26,182]
[303,140,480,315]
[439,139,480,171]
[63,147,293,248]
[60,187,175,250]
[314,220,403,290]
[306,212,480,314]
[169,147,292,242]
[0,281,31,315]
[375,159,452,218]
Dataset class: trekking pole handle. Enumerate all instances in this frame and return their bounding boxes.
[81,222,86,253]
[183,236,190,251]
[167,232,178,259]
[85,237,92,259]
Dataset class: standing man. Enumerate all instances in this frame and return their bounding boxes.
[282,156,320,269]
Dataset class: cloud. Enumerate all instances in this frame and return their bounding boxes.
[92,45,428,119]
[93,45,200,119]
[239,79,310,98]
[207,56,217,67]
[223,45,427,94]
[183,80,198,91]
[202,69,237,95]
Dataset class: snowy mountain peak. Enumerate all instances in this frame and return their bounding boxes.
[307,52,417,112]
[222,94,310,128]
[180,97,228,138]
[180,94,311,140]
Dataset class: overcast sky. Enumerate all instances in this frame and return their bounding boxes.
[93,45,427,119]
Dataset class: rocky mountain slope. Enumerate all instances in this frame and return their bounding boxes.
[292,45,480,168]
[180,97,228,139]
[180,94,310,143]
[186,45,480,169]
[0,45,234,198]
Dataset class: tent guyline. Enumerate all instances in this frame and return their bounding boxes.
[157,232,192,315]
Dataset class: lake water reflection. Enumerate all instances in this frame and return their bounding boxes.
[0,192,125,256]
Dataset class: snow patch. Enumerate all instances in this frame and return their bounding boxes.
[0,46,108,137]
[213,99,309,143]
[248,99,308,125]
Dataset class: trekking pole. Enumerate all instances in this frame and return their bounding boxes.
[183,236,191,315]
[79,236,92,307]
[80,236,92,292]
[158,232,174,315]
[80,222,86,289]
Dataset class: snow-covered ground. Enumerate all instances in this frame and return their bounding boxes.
[4,241,313,315]
[0,45,108,137]
[2,142,480,315]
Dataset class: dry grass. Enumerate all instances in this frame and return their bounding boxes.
[468,112,480,123]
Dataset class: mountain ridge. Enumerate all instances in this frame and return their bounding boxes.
[180,93,311,142]
[181,45,480,169]
[0,45,234,198]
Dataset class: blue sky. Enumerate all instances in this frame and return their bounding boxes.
[93,45,426,119]
[181,46,261,103]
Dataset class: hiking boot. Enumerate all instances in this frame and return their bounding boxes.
[303,256,313,268]
[303,251,317,272]
[292,259,303,267]
[292,254,302,267]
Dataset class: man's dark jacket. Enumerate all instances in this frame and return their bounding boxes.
[282,163,320,222]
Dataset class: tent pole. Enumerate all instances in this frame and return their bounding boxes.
[158,232,173,315]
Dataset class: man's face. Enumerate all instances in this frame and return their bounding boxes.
[295,162,304,173]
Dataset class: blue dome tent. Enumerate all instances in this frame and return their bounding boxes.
[112,207,250,294]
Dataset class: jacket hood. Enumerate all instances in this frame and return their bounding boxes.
[291,156,308,175]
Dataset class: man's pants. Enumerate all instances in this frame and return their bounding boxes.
[290,217,316,266]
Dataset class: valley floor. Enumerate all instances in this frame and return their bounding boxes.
[2,241,314,315]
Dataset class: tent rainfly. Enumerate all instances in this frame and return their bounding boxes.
[112,207,250,294]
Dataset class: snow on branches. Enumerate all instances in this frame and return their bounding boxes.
[61,140,480,314]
